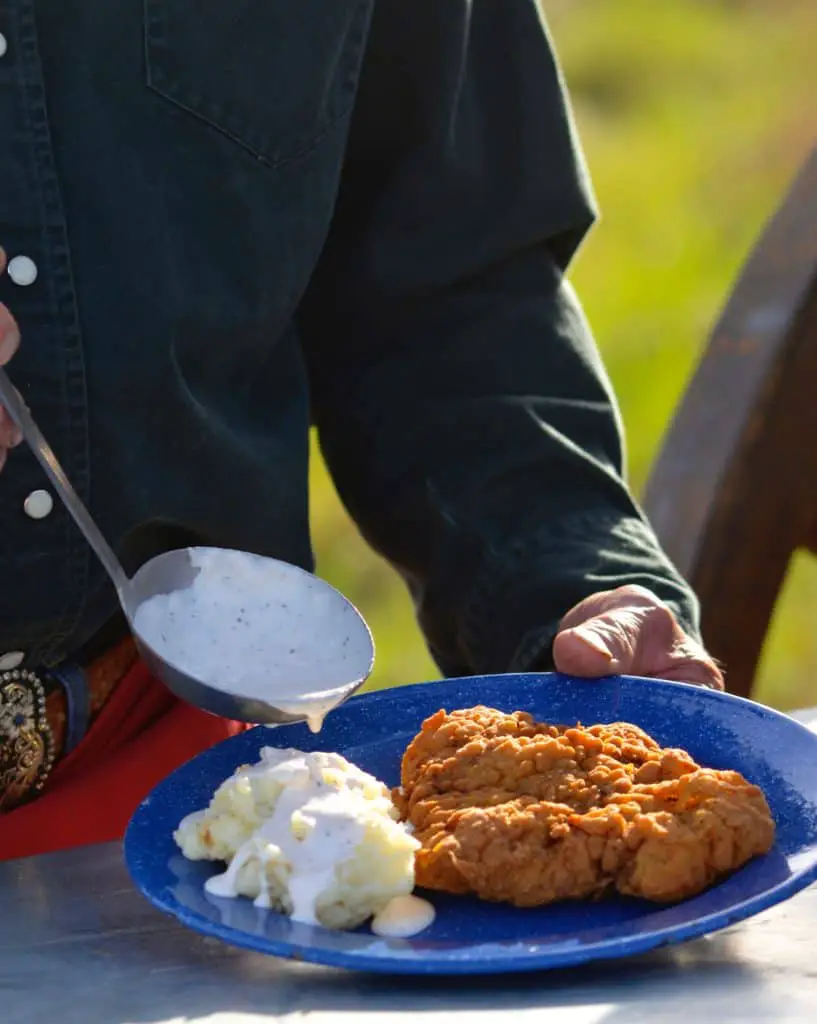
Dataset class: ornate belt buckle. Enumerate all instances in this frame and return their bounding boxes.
[0,668,56,812]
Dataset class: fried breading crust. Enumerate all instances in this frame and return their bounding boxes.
[394,706,775,906]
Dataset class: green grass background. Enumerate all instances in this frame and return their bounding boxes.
[309,0,817,711]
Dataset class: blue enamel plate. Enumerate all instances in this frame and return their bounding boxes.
[124,673,817,975]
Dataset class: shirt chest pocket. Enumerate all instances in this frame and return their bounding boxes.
[143,0,371,168]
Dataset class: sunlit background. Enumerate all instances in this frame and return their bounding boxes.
[309,0,817,711]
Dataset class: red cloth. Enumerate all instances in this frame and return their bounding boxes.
[0,659,249,861]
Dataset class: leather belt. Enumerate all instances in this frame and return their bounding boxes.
[0,635,137,813]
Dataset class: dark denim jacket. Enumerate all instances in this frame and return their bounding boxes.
[0,0,698,676]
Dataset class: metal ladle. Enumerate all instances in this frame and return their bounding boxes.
[0,368,375,726]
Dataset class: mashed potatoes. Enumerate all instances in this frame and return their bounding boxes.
[174,747,420,931]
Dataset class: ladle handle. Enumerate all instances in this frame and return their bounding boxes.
[0,367,132,599]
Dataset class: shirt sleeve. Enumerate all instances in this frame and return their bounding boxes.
[298,0,700,676]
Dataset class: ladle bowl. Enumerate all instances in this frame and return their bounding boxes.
[0,366,375,727]
[126,547,375,726]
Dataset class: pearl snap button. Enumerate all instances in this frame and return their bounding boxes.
[7,255,38,286]
[0,651,25,671]
[0,33,7,59]
[24,489,54,519]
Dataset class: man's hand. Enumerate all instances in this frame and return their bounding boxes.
[0,248,22,472]
[552,583,724,689]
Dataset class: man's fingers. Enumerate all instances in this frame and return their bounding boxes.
[654,660,724,690]
[0,249,22,367]
[0,304,20,365]
[0,408,21,448]
[0,250,23,460]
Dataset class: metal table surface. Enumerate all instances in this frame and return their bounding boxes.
[2,708,816,1024]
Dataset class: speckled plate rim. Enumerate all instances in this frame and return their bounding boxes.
[124,673,817,975]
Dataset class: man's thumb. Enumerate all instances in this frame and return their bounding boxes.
[552,619,633,678]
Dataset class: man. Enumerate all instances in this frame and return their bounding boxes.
[0,0,720,859]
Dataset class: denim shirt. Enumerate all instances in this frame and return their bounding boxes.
[0,0,699,676]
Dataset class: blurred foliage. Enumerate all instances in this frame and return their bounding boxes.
[309,0,817,710]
